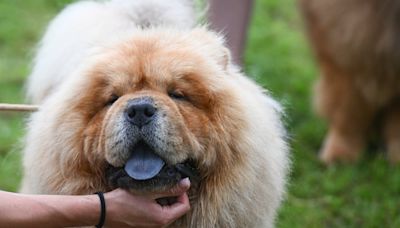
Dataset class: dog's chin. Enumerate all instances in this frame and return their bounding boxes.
[106,164,188,206]
[105,140,200,205]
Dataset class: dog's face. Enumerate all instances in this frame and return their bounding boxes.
[67,30,241,193]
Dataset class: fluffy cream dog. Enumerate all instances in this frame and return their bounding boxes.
[21,0,289,227]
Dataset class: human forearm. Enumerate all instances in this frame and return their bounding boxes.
[0,191,99,227]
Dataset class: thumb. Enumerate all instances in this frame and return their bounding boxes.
[151,178,191,199]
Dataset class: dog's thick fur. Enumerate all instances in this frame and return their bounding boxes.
[299,0,400,163]
[21,0,289,227]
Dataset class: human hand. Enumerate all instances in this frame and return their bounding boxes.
[104,178,191,227]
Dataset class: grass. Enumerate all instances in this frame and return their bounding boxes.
[0,0,399,227]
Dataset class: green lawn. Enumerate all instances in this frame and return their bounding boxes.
[0,0,399,227]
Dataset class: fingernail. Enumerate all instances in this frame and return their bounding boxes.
[179,177,190,188]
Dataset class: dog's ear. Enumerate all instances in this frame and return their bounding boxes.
[218,47,231,71]
[210,36,232,71]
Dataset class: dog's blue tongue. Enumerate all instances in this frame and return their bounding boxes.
[124,143,165,180]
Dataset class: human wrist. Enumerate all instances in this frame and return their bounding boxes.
[94,192,106,228]
[73,194,102,227]
[102,190,118,226]
[102,189,129,227]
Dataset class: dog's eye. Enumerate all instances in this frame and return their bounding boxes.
[168,91,186,100]
[106,94,119,106]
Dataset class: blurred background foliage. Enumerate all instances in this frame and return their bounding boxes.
[0,0,399,227]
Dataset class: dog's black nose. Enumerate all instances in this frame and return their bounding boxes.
[125,98,157,127]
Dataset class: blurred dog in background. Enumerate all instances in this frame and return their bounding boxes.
[299,0,400,164]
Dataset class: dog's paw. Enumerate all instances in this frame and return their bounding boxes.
[319,130,362,165]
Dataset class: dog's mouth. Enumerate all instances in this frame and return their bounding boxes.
[106,141,200,194]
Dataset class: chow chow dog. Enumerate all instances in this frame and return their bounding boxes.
[299,0,400,164]
[21,0,289,227]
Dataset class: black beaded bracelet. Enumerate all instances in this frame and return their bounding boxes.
[94,192,106,228]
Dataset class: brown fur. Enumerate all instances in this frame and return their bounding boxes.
[299,0,400,163]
